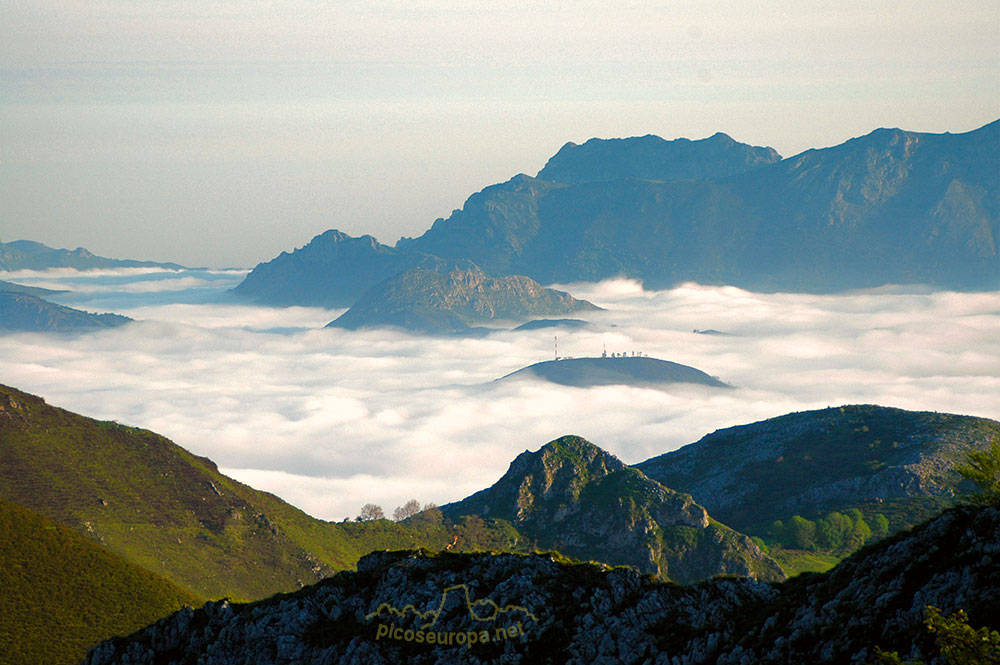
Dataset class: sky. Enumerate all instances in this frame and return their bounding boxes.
[2,1,999,268]
[1,269,998,521]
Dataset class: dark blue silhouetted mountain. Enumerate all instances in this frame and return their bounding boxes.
[0,279,67,298]
[404,121,1000,291]
[234,121,1000,306]
[0,240,184,272]
[0,292,132,332]
[536,131,781,184]
[511,318,592,331]
[231,230,447,308]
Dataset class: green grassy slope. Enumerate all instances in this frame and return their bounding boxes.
[0,498,196,665]
[0,384,464,601]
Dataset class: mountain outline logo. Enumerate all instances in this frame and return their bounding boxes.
[366,582,538,629]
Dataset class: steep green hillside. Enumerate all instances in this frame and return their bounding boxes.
[0,384,459,601]
[0,498,195,665]
[637,404,1000,537]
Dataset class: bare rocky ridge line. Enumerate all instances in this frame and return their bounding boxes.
[84,504,1000,665]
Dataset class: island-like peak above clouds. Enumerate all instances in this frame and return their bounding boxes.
[326,264,600,333]
[499,355,731,389]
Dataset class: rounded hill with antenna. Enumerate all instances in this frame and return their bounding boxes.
[498,353,731,389]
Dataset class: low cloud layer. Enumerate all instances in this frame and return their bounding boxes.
[2,270,998,520]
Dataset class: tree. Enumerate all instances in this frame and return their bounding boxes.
[956,440,1000,505]
[392,499,422,521]
[357,504,385,521]
[925,606,1000,665]
[871,513,890,537]
[786,515,817,549]
[867,606,1000,665]
[845,517,872,551]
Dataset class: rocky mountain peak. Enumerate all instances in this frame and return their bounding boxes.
[327,266,599,332]
[442,436,775,582]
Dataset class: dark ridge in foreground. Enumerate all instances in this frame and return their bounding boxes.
[500,356,731,389]
[85,504,1000,665]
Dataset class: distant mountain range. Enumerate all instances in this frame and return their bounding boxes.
[327,265,601,333]
[0,291,132,332]
[233,120,1000,314]
[499,355,731,389]
[0,240,185,272]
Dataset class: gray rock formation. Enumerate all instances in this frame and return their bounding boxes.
[85,504,1000,665]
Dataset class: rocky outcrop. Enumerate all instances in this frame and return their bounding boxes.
[327,265,600,332]
[637,405,1000,533]
[85,504,1000,665]
[443,436,782,583]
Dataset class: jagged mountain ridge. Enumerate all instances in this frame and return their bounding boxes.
[234,120,999,307]
[0,291,132,332]
[84,504,1000,665]
[636,404,1000,534]
[405,120,1000,291]
[230,230,444,308]
[536,131,782,184]
[442,436,784,583]
[327,265,601,332]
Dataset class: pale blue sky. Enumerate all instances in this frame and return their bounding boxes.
[2,1,998,267]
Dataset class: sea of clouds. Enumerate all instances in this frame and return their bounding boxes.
[2,268,998,521]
